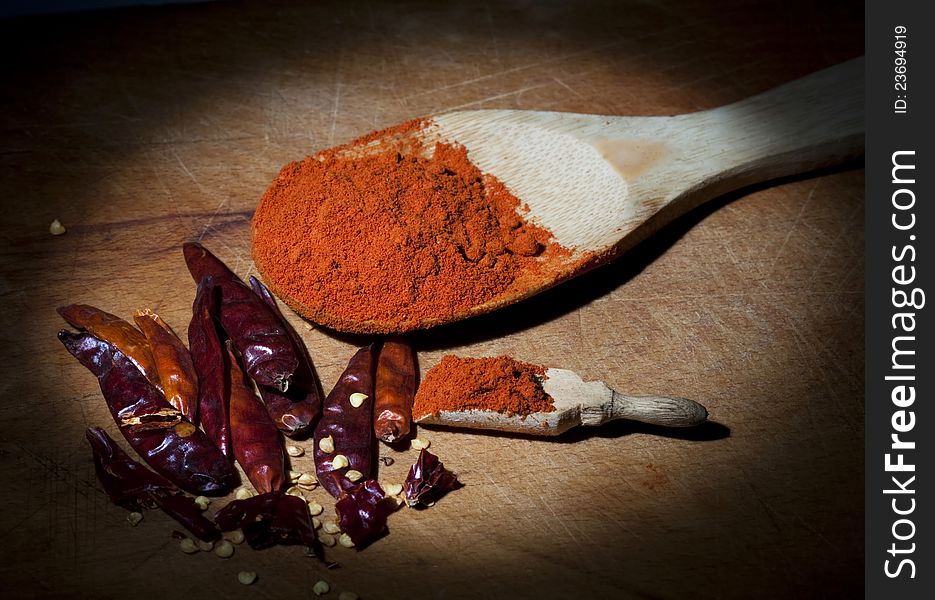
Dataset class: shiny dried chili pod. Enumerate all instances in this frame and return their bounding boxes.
[60,331,237,496]
[133,309,198,422]
[313,345,376,498]
[227,341,287,495]
[248,275,321,436]
[182,242,298,391]
[188,278,231,457]
[215,492,319,553]
[334,479,395,549]
[58,304,161,391]
[86,427,220,542]
[374,337,416,443]
[403,448,462,507]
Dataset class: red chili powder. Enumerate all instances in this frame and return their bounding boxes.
[251,119,569,333]
[412,355,555,418]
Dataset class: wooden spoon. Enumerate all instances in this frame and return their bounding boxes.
[270,58,863,333]
[415,367,708,436]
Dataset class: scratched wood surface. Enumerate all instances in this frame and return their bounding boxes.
[0,1,863,598]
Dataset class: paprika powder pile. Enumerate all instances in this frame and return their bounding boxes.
[251,119,569,333]
[412,355,555,418]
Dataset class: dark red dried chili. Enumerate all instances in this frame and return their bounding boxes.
[249,275,321,436]
[313,345,377,498]
[182,242,298,391]
[374,337,416,443]
[403,449,462,507]
[86,427,220,542]
[134,309,198,422]
[215,492,319,553]
[60,331,237,496]
[227,342,287,495]
[334,479,395,548]
[187,278,231,457]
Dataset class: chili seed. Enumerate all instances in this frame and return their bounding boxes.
[194,495,210,510]
[286,486,304,497]
[312,516,322,529]
[179,538,199,554]
[313,580,330,596]
[345,469,363,482]
[308,501,324,516]
[49,219,66,235]
[384,483,403,496]
[322,521,341,535]
[289,470,302,483]
[338,533,355,548]
[235,487,254,500]
[226,530,245,545]
[332,454,349,469]
[318,435,335,453]
[318,533,336,547]
[286,445,305,457]
[196,539,214,552]
[214,539,235,558]
[238,571,257,585]
[349,393,368,408]
[297,472,317,487]
[411,437,430,450]
[338,593,359,600]
[127,511,143,526]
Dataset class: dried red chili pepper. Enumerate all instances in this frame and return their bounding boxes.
[215,492,319,553]
[374,337,416,443]
[335,479,395,548]
[227,342,287,495]
[187,278,232,457]
[86,427,220,542]
[182,242,298,391]
[58,304,161,391]
[60,331,237,495]
[133,309,198,422]
[313,345,376,498]
[248,275,322,436]
[403,449,462,507]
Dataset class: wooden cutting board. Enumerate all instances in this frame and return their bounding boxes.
[0,1,863,598]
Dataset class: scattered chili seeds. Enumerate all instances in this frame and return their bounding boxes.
[411,438,430,450]
[322,521,341,535]
[226,530,245,544]
[237,571,257,585]
[338,592,359,600]
[331,454,349,469]
[349,393,368,408]
[127,511,143,526]
[345,469,363,482]
[49,219,66,235]
[214,540,235,558]
[383,483,402,496]
[318,533,336,547]
[297,472,317,487]
[318,436,335,453]
[179,538,199,554]
[196,539,214,552]
[194,495,210,510]
[313,580,331,596]
[338,533,355,548]
[308,502,324,516]
[235,487,254,500]
[286,444,305,457]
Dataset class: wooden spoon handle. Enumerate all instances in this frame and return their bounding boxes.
[671,57,864,200]
[605,392,709,428]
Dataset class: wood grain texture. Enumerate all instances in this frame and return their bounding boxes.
[0,1,863,598]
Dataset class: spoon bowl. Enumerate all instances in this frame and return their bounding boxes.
[261,58,863,333]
